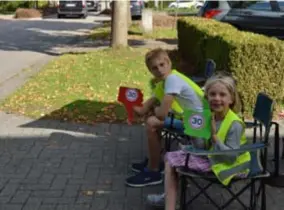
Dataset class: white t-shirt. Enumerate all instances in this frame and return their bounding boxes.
[164,74,203,112]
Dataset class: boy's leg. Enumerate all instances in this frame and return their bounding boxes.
[131,115,164,173]
[146,116,164,170]
[125,115,164,187]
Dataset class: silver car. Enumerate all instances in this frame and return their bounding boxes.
[87,0,101,11]
[198,0,284,39]
[57,0,88,18]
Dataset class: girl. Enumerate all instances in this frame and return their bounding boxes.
[147,74,250,210]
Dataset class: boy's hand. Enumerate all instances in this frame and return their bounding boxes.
[154,106,160,116]
[133,106,144,116]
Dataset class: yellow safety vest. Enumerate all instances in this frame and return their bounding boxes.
[209,109,251,186]
[153,70,204,115]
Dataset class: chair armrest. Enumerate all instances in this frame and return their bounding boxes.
[181,143,267,156]
[245,121,261,129]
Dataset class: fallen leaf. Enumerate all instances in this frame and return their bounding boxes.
[82,190,94,196]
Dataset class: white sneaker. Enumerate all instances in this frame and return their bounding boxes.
[146,193,165,208]
[146,192,180,209]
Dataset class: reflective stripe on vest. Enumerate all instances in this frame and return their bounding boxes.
[209,109,251,186]
[153,70,204,115]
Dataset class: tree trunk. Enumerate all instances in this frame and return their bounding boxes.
[111,0,128,48]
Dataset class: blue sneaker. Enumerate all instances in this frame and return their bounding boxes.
[131,157,165,173]
[125,168,163,187]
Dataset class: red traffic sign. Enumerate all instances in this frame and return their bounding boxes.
[117,87,143,124]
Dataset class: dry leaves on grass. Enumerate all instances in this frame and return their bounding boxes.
[153,14,177,28]
[0,48,152,125]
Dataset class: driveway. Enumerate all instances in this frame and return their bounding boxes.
[0,13,110,100]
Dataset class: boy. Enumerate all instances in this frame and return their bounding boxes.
[125,48,204,187]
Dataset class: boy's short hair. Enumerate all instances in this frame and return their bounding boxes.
[145,48,171,68]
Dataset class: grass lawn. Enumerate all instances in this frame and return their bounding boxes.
[0,48,154,124]
[89,21,177,41]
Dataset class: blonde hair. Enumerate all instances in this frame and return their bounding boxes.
[145,48,171,69]
[204,73,242,113]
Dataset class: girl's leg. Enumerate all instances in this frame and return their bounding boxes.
[165,161,178,210]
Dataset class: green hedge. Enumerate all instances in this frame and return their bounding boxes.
[177,17,284,114]
[0,1,49,13]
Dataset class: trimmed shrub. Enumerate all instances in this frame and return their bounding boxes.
[177,17,284,115]
[14,8,42,19]
[0,1,33,13]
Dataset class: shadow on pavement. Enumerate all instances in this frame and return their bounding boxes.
[18,99,143,136]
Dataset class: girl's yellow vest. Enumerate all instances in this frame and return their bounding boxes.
[153,70,204,115]
[210,109,251,186]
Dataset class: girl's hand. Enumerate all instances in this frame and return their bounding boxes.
[211,113,218,143]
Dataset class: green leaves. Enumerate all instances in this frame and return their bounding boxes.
[178,17,284,117]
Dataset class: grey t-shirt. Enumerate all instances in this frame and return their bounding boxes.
[163,74,203,112]
[191,120,243,151]
[212,120,244,164]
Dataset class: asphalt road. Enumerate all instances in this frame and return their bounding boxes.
[0,13,110,100]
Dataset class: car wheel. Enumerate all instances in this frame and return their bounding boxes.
[57,14,62,18]
[131,15,141,20]
[81,14,87,19]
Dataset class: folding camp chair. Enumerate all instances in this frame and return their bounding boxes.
[191,59,216,84]
[238,92,263,141]
[177,92,275,210]
[161,112,191,152]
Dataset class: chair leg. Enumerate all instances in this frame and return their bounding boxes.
[250,180,256,210]
[260,181,266,210]
[282,137,284,159]
[162,131,171,153]
[179,175,187,210]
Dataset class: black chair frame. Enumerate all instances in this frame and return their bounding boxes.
[177,93,277,210]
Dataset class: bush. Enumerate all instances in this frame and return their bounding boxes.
[177,17,284,115]
[14,8,42,19]
[38,1,49,9]
[0,1,33,13]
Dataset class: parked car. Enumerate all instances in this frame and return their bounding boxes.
[130,0,144,19]
[86,0,101,11]
[57,0,88,18]
[198,0,284,39]
[168,0,204,9]
[110,0,144,19]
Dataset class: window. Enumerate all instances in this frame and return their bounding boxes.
[228,1,272,11]
[277,1,284,11]
[206,1,219,9]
